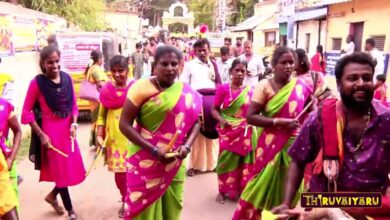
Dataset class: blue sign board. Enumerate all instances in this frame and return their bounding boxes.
[325,52,390,76]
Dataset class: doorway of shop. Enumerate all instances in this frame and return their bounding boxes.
[350,22,364,52]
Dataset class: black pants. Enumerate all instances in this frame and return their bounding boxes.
[53,187,73,211]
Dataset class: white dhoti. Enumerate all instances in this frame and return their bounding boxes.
[188,132,219,172]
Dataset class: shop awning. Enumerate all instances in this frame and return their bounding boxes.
[295,7,327,21]
[232,14,272,32]
[256,23,279,31]
[314,0,352,7]
[277,7,327,23]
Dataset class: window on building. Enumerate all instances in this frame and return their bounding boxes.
[174,6,183,17]
[332,38,342,50]
[305,33,311,53]
[265,31,276,47]
[372,35,386,51]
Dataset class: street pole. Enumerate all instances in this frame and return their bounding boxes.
[212,2,216,31]
[221,0,226,32]
[138,1,143,37]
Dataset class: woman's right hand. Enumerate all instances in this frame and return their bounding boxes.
[39,132,51,149]
[155,147,175,164]
[275,118,299,130]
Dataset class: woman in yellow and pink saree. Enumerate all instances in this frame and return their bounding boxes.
[119,46,202,220]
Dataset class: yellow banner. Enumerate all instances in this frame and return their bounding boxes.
[13,15,37,52]
[0,14,13,56]
[36,18,57,51]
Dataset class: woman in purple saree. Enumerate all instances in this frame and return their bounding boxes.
[119,46,202,220]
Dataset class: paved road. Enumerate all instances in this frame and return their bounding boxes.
[18,123,236,220]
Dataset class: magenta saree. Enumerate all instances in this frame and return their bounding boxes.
[215,84,255,199]
[233,78,312,219]
[124,82,202,220]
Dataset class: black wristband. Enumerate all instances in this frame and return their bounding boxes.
[151,147,158,157]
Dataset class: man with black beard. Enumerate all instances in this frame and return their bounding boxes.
[272,52,390,219]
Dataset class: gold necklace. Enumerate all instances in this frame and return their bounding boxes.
[155,77,162,90]
[353,108,371,152]
[229,82,243,101]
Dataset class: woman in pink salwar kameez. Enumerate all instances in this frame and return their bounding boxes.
[22,46,85,220]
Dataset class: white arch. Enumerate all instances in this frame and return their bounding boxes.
[162,2,195,34]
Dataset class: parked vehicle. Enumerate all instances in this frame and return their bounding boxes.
[54,32,121,111]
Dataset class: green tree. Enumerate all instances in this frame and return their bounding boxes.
[15,0,106,31]
[130,0,175,27]
[229,0,255,25]
[188,0,215,28]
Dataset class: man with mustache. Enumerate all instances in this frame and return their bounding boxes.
[365,37,385,83]
[233,37,244,57]
[224,37,234,57]
[146,37,157,57]
[180,38,221,176]
[239,41,265,88]
[272,52,390,219]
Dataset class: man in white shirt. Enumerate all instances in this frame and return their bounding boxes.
[365,37,385,82]
[216,46,233,84]
[157,29,169,48]
[341,34,355,55]
[180,38,220,176]
[180,39,221,90]
[239,41,265,87]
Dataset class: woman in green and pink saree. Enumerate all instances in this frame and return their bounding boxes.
[232,47,313,220]
[119,46,202,220]
[211,58,254,204]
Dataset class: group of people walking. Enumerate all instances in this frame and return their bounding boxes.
[1,33,390,220]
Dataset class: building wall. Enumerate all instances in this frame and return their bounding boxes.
[253,1,279,57]
[326,0,390,52]
[254,28,279,57]
[296,19,327,57]
[326,0,390,80]
[230,31,248,43]
[255,0,278,16]
[104,11,140,54]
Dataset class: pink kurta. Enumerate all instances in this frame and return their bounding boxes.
[22,79,85,187]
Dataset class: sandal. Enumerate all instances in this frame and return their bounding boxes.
[45,196,65,215]
[17,175,23,185]
[186,168,196,177]
[216,193,225,204]
[118,204,125,218]
[69,213,77,220]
